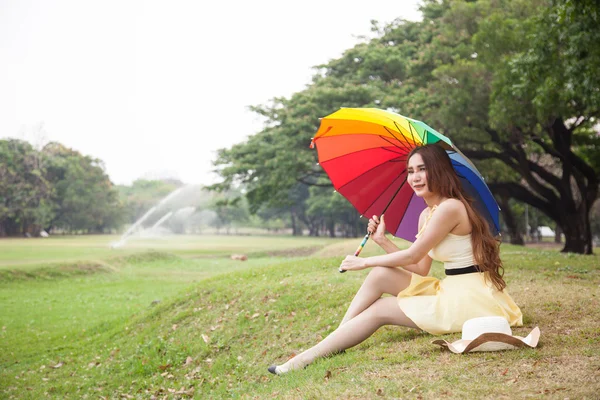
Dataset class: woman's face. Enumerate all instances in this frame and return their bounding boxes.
[407,153,429,196]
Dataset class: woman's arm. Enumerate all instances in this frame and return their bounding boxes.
[340,200,463,273]
[366,215,433,276]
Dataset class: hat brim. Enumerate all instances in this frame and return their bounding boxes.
[432,327,540,353]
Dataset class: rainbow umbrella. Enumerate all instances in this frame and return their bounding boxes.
[311,108,500,253]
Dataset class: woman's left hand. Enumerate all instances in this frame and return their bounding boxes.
[339,255,368,272]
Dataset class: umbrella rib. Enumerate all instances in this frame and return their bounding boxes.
[378,135,411,153]
[406,122,418,146]
[383,126,412,152]
[381,147,407,156]
[381,176,408,215]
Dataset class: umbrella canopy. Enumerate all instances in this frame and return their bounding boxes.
[311,107,500,242]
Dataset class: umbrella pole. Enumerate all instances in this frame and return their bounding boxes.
[339,232,371,273]
[353,232,370,256]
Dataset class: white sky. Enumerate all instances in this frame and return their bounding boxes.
[0,0,421,186]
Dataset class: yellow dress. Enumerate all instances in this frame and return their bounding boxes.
[397,206,523,335]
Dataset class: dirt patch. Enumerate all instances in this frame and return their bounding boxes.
[259,246,323,258]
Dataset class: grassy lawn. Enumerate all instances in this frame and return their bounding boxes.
[0,235,599,399]
[0,234,340,269]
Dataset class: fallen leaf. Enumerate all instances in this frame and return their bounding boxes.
[184,356,193,365]
[158,364,171,371]
[324,370,332,380]
[172,324,178,331]
[377,388,384,396]
[251,313,260,319]
[50,362,63,369]
[175,387,194,395]
[500,368,509,376]
[201,334,210,343]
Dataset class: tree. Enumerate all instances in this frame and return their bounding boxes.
[372,0,599,253]
[433,0,599,253]
[42,142,124,233]
[0,139,52,236]
[207,192,249,234]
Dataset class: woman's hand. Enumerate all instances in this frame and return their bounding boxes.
[339,255,368,272]
[367,215,386,243]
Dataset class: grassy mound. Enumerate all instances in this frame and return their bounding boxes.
[0,251,179,282]
[3,245,599,399]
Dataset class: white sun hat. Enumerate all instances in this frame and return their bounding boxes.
[432,316,540,353]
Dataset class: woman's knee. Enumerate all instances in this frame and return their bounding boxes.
[371,297,416,327]
[363,297,400,326]
[366,266,394,283]
[366,266,410,294]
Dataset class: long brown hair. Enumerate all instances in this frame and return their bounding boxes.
[408,145,506,291]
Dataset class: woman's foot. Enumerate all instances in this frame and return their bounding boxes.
[267,365,283,375]
[267,359,299,375]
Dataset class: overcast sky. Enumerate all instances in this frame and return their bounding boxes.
[0,0,421,186]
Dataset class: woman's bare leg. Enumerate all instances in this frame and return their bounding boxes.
[339,267,412,326]
[272,296,418,374]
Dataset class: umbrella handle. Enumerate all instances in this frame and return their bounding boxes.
[339,232,371,273]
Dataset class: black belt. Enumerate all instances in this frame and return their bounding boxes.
[445,265,481,276]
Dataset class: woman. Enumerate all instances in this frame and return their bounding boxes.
[268,144,523,375]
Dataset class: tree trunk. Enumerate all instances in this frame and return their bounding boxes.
[498,195,524,245]
[464,118,598,255]
[328,219,335,238]
[554,224,562,243]
[558,208,593,254]
[290,211,300,236]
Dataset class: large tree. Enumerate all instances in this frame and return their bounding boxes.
[321,0,599,252]
[413,0,599,253]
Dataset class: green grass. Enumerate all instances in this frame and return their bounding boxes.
[0,234,340,268]
[1,236,599,399]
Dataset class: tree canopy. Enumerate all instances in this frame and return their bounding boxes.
[0,139,124,235]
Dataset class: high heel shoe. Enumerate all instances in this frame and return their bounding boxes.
[267,365,280,375]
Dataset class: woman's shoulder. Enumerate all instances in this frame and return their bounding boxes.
[436,198,467,218]
[439,198,464,211]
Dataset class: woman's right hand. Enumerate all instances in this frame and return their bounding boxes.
[367,215,386,243]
